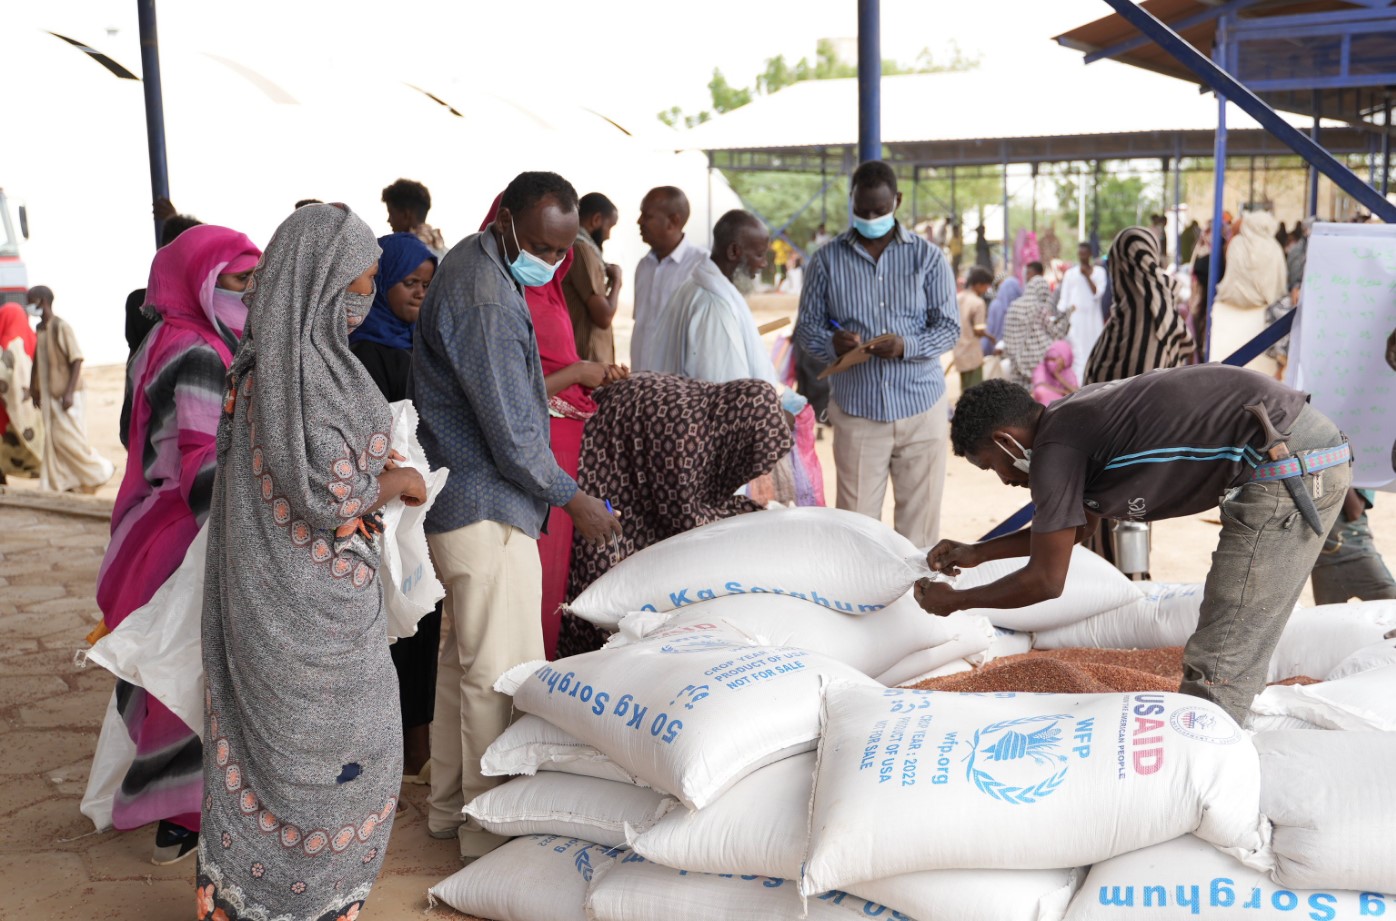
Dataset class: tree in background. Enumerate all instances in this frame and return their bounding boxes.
[662,39,980,265]
[660,39,978,128]
[1054,165,1161,255]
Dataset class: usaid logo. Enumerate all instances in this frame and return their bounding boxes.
[966,714,1070,805]
[1169,707,1240,745]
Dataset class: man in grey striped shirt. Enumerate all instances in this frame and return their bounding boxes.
[794,161,960,548]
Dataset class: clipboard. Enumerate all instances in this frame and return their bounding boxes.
[757,317,791,335]
[816,334,898,380]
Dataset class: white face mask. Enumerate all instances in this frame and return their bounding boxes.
[23,302,42,318]
[997,433,1032,474]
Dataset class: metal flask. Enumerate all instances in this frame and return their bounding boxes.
[1112,520,1151,578]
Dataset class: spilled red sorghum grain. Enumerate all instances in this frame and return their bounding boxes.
[901,646,1324,692]
[1268,675,1324,686]
[1027,646,1186,681]
[903,656,1174,694]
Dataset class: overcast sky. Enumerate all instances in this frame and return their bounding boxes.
[22,0,1111,132]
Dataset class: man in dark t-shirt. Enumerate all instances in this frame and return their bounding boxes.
[918,367,1351,722]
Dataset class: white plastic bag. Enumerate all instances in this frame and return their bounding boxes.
[586,853,906,921]
[872,616,996,687]
[1064,835,1379,921]
[79,690,137,831]
[82,526,207,736]
[1245,714,1325,732]
[1326,636,1396,680]
[958,546,1145,632]
[1258,730,1396,893]
[1265,601,1396,682]
[463,773,675,848]
[803,682,1266,894]
[612,592,985,679]
[1250,664,1396,731]
[497,623,878,809]
[983,626,1034,661]
[427,834,615,921]
[631,749,1083,921]
[629,752,814,878]
[481,714,640,785]
[381,399,448,641]
[1034,583,1202,650]
[851,867,1082,921]
[565,507,928,627]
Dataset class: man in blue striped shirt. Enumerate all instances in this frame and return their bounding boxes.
[794,161,960,548]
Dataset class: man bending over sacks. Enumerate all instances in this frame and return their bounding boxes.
[917,367,1350,722]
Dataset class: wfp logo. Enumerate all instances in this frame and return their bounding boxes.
[966,714,1070,805]
[1169,707,1240,745]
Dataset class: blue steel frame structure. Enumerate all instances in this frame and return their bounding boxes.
[137,0,170,247]
[985,0,1395,541]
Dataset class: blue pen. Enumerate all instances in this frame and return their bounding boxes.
[603,499,619,554]
[829,319,843,331]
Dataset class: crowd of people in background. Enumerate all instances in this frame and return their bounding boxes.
[0,156,1387,921]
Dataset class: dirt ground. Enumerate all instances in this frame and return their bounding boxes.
[1,292,1391,919]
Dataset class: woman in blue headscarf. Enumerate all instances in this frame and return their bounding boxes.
[349,232,436,401]
[349,231,439,779]
[984,273,1023,356]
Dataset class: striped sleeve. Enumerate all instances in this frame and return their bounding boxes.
[141,343,229,524]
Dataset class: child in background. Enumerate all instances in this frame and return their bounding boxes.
[953,267,993,393]
[1031,339,1079,406]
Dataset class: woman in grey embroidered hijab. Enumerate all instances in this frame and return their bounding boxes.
[197,204,426,921]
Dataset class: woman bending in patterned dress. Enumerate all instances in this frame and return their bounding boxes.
[197,203,426,921]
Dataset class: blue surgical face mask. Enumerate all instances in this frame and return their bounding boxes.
[851,210,896,240]
[508,219,560,288]
[997,433,1032,474]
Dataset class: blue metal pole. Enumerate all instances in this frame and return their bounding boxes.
[137,0,170,248]
[1172,152,1183,269]
[1308,91,1321,218]
[1090,160,1100,256]
[1002,157,1011,275]
[857,0,881,165]
[1382,94,1391,198]
[1205,16,1229,364]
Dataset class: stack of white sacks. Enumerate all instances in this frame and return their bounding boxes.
[427,508,1396,921]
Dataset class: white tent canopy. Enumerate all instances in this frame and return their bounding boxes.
[675,55,1351,154]
[6,22,736,365]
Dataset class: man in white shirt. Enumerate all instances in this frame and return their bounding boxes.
[647,210,774,383]
[1059,241,1107,380]
[631,187,708,369]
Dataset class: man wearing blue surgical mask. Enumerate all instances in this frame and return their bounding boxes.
[413,171,622,860]
[793,160,960,550]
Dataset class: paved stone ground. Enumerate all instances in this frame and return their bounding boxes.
[0,506,473,920]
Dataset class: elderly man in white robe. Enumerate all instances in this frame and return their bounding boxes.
[648,210,804,414]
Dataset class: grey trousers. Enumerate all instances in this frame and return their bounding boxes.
[1181,404,1351,723]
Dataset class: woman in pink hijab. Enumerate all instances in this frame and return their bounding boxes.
[93,224,261,865]
[1031,339,1079,406]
